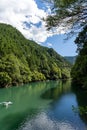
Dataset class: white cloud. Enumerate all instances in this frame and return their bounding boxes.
[47,42,53,47]
[0,0,66,43]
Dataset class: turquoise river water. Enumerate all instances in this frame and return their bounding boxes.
[0,80,87,130]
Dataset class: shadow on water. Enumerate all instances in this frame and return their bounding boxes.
[0,81,53,130]
[0,80,70,130]
[0,80,87,130]
[41,80,71,100]
[71,82,87,125]
[40,80,87,130]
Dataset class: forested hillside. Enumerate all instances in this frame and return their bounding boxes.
[0,23,71,88]
[71,26,87,89]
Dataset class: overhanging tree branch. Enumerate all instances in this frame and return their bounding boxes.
[45,0,87,34]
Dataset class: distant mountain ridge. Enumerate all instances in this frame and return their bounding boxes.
[0,23,71,88]
[64,56,77,64]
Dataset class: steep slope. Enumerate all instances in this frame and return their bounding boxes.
[0,23,71,87]
[71,25,87,89]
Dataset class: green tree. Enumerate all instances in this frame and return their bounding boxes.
[45,0,87,35]
[0,72,12,87]
[0,23,71,87]
[44,0,87,90]
[71,26,87,89]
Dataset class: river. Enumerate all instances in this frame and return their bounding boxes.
[0,80,87,130]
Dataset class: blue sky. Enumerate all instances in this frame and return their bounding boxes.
[35,0,77,56]
[44,34,77,56]
[0,0,77,56]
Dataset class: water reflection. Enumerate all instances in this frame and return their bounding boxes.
[41,80,87,130]
[0,80,87,130]
[19,112,76,130]
[71,83,87,126]
[0,81,53,130]
[41,80,71,100]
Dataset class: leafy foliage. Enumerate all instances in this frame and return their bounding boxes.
[71,26,87,89]
[45,0,87,35]
[44,0,87,90]
[0,23,71,87]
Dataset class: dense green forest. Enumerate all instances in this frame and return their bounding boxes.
[44,0,87,90]
[0,23,71,88]
[71,26,87,89]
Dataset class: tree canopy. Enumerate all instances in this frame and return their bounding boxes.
[45,0,87,34]
[71,25,87,89]
[0,23,71,88]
